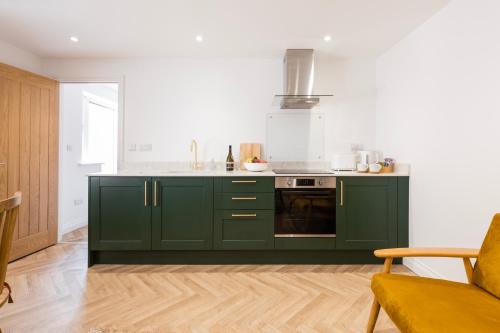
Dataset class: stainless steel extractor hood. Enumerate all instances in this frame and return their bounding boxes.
[275,49,332,109]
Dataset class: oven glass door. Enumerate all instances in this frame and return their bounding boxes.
[275,189,336,237]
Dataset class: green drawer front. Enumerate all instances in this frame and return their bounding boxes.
[218,193,274,210]
[221,177,274,193]
[274,237,336,250]
[214,210,274,250]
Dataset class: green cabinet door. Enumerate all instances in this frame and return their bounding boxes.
[152,177,213,250]
[336,177,398,249]
[89,177,152,251]
[214,210,274,250]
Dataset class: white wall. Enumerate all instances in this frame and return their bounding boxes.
[43,56,377,165]
[0,39,42,74]
[376,0,500,281]
[59,83,118,237]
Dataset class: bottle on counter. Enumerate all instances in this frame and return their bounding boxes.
[226,145,234,171]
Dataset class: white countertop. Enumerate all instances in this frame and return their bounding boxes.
[88,164,409,177]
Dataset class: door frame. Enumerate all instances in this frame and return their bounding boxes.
[57,77,125,241]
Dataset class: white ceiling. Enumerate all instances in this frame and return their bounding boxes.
[0,0,450,59]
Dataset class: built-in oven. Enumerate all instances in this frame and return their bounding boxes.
[275,177,336,238]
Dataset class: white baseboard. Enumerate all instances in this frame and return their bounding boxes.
[59,217,87,240]
[403,258,444,279]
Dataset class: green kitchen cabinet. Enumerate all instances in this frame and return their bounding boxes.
[89,177,152,251]
[152,177,213,250]
[88,174,409,266]
[336,177,398,249]
[214,210,274,250]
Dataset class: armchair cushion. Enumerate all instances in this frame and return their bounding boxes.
[473,213,500,298]
[372,273,500,333]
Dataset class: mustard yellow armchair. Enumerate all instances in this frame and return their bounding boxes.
[366,214,500,333]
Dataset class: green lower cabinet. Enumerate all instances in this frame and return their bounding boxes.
[88,175,409,265]
[152,177,213,250]
[89,177,152,251]
[336,177,398,249]
[214,210,274,250]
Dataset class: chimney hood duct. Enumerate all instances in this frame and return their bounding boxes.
[275,49,332,109]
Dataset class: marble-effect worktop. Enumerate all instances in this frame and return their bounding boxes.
[88,163,410,177]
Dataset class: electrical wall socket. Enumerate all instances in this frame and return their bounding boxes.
[139,144,152,152]
[128,143,137,152]
[73,199,83,206]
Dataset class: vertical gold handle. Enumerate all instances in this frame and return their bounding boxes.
[144,180,148,207]
[340,180,344,207]
[153,181,158,207]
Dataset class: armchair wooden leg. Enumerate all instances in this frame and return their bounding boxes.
[366,298,381,333]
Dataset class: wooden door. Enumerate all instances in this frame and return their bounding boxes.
[89,177,151,251]
[0,63,59,260]
[336,177,398,249]
[152,177,213,250]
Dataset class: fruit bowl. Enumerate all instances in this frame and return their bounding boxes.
[244,162,269,172]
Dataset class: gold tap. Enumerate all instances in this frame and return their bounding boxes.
[190,139,201,170]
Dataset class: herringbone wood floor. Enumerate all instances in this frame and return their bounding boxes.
[1,228,410,333]
[61,226,88,243]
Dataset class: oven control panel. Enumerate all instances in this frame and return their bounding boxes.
[275,177,336,189]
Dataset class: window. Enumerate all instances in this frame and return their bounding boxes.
[81,92,118,173]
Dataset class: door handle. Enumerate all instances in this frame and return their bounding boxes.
[340,180,344,207]
[153,181,158,207]
[144,180,148,207]
[231,180,256,183]
[231,197,257,200]
[231,213,257,218]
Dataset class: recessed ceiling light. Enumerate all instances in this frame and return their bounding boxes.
[323,35,332,42]
[195,35,203,42]
[70,36,79,43]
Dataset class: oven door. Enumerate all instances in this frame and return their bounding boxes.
[275,188,336,237]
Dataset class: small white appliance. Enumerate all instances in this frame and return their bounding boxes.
[358,150,380,165]
[331,154,357,171]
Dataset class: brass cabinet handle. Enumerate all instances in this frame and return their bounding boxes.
[231,180,257,183]
[153,181,158,207]
[231,213,257,218]
[231,197,257,200]
[144,180,148,207]
[340,180,344,207]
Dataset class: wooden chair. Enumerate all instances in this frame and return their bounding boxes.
[367,213,500,333]
[0,192,22,315]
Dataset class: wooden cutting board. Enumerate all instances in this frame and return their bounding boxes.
[239,143,261,169]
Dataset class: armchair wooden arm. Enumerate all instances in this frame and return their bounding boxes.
[374,247,480,259]
[373,247,480,283]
